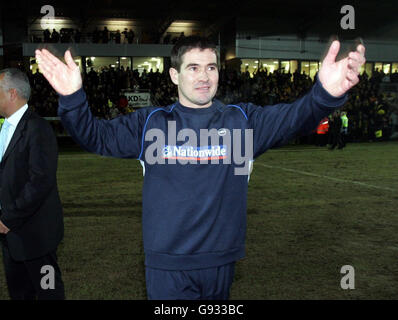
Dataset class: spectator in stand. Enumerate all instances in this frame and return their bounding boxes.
[127,29,135,44]
[60,29,68,43]
[118,94,128,110]
[391,70,398,83]
[51,29,60,43]
[115,30,121,44]
[88,68,99,87]
[122,28,129,44]
[102,27,109,44]
[43,29,51,42]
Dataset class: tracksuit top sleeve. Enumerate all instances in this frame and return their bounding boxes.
[57,87,148,158]
[244,77,347,157]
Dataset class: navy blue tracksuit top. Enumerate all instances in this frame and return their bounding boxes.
[58,78,347,270]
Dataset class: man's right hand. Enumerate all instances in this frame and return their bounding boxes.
[35,49,83,96]
[0,220,10,234]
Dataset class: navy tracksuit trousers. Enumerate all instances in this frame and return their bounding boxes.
[145,262,235,300]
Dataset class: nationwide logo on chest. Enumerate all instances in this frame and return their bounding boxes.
[163,145,227,160]
[143,121,253,175]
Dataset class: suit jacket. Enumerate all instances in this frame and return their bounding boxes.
[0,108,64,261]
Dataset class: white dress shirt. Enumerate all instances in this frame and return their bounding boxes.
[2,104,28,153]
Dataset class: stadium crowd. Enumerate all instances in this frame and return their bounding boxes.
[26,64,398,142]
[31,27,187,45]
[31,27,135,44]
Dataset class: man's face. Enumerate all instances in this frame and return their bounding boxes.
[170,48,219,108]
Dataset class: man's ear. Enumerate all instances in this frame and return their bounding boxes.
[169,67,179,85]
[8,88,18,102]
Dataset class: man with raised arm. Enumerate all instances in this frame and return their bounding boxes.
[35,36,365,300]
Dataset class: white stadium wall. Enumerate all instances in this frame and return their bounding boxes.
[236,36,398,62]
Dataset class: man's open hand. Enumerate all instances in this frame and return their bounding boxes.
[318,40,366,97]
[35,49,83,96]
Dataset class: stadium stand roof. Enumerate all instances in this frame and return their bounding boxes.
[1,0,397,40]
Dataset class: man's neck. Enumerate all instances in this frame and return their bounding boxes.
[6,101,27,118]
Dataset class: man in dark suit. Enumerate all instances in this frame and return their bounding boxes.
[0,68,65,300]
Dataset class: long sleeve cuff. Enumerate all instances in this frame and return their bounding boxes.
[312,76,348,108]
[58,87,87,113]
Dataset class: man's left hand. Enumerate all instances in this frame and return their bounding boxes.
[0,220,10,234]
[319,40,366,97]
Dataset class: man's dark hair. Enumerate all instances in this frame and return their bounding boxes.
[171,36,219,72]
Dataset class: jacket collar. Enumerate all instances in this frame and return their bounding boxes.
[2,107,32,163]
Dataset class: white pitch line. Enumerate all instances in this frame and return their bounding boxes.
[257,163,396,192]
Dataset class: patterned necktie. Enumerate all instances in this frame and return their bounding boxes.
[0,120,11,162]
